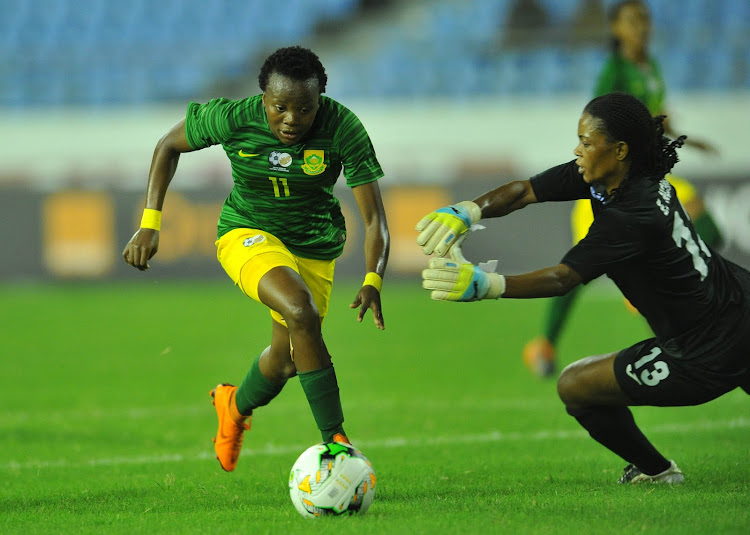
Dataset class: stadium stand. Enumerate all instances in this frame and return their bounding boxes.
[0,0,747,107]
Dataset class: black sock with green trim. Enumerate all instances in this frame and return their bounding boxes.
[298,366,345,442]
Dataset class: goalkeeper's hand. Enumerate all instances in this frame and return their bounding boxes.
[422,257,506,302]
[415,201,482,257]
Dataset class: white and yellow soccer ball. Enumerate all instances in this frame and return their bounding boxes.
[288,441,376,518]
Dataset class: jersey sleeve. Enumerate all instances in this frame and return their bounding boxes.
[561,208,644,283]
[184,98,238,150]
[336,110,384,187]
[529,160,590,202]
[648,58,667,114]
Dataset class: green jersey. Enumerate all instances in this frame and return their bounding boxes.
[184,95,384,259]
[593,54,665,116]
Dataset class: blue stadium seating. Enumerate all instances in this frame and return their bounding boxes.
[0,0,747,108]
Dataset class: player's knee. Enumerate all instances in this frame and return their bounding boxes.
[557,361,586,408]
[279,292,320,333]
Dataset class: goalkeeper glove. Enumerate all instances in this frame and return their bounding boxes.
[415,201,482,257]
[422,257,506,302]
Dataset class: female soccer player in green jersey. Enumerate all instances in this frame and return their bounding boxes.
[521,0,723,377]
[123,46,390,472]
[593,0,716,153]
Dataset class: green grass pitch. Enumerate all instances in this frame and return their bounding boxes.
[1,279,748,534]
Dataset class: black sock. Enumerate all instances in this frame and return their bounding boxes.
[567,406,671,475]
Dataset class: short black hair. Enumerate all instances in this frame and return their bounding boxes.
[583,91,686,180]
[258,46,327,93]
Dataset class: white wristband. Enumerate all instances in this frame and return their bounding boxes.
[485,273,506,299]
[456,200,482,224]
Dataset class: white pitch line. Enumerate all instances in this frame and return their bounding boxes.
[0,398,562,425]
[3,417,749,472]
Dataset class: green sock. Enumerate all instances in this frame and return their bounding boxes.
[235,354,285,416]
[298,366,345,442]
[543,287,580,345]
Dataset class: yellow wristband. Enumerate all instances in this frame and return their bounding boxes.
[363,272,383,292]
[140,208,162,231]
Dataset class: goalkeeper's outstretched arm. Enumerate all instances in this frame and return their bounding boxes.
[502,264,582,299]
[473,179,539,219]
[415,180,539,257]
[422,261,583,302]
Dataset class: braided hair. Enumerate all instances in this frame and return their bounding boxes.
[583,92,686,182]
[258,46,328,93]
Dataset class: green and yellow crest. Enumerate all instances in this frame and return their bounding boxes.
[302,150,327,176]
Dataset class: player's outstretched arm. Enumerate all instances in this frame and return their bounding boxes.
[350,182,390,330]
[472,179,539,219]
[122,119,195,271]
[422,261,582,302]
[416,180,538,257]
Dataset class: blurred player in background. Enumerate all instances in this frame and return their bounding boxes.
[522,0,723,377]
[418,91,750,484]
[123,46,390,472]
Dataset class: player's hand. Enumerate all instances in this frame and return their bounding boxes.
[415,201,481,257]
[350,285,384,330]
[422,257,505,302]
[122,228,160,271]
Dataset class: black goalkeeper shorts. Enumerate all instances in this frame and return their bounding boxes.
[614,336,750,407]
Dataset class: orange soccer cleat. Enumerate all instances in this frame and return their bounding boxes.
[210,383,251,472]
[332,433,351,445]
[522,336,557,378]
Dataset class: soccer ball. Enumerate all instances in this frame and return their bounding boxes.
[288,441,376,518]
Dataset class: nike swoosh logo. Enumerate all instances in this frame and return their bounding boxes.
[238,150,259,157]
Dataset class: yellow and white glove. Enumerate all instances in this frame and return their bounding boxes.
[421,240,505,302]
[415,201,482,257]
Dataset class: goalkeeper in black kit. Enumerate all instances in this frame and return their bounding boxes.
[417,92,750,484]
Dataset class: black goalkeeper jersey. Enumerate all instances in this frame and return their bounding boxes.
[529,160,750,360]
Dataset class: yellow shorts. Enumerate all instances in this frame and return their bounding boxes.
[215,228,335,326]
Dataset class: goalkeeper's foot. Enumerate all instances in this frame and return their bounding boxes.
[617,460,684,484]
[210,383,251,472]
[522,336,556,378]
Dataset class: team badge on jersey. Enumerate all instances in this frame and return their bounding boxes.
[269,151,292,172]
[243,235,266,247]
[302,150,326,176]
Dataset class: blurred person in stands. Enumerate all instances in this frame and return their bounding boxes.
[418,91,750,484]
[522,0,723,377]
[123,46,390,472]
[501,0,551,47]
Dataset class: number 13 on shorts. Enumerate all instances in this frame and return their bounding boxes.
[625,346,671,386]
